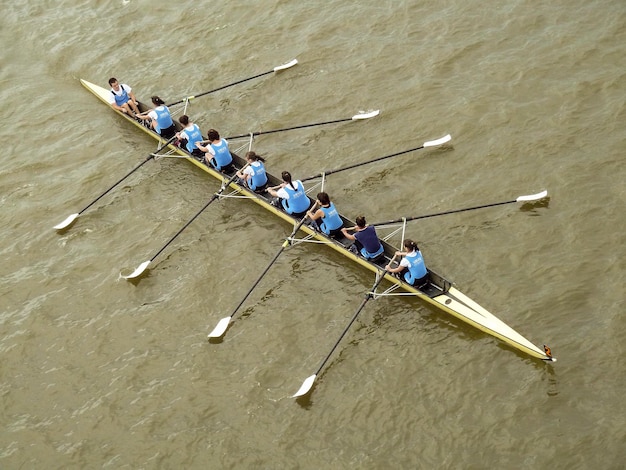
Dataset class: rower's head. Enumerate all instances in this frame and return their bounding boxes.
[281,171,296,190]
[316,192,331,206]
[245,151,265,163]
[403,239,419,252]
[207,129,220,141]
[179,115,189,126]
[355,216,366,228]
[108,78,119,90]
[151,96,165,106]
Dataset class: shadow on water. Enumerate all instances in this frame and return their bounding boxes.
[543,362,560,397]
[296,394,314,410]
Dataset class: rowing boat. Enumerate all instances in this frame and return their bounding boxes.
[79,78,555,362]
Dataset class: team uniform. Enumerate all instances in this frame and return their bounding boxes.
[108,84,133,107]
[205,139,233,171]
[179,123,203,156]
[242,161,268,190]
[400,250,428,286]
[317,202,344,237]
[354,225,384,259]
[276,181,310,216]
[147,106,176,138]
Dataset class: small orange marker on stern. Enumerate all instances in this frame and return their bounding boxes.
[543,345,552,358]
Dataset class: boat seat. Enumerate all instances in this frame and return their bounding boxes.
[369,252,386,263]
[419,282,442,298]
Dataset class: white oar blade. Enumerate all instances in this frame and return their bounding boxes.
[207,316,232,339]
[516,190,548,202]
[423,134,452,147]
[292,374,317,398]
[53,213,79,230]
[122,260,151,280]
[351,110,380,120]
[274,59,298,71]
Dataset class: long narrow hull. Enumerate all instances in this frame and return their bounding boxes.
[80,79,553,361]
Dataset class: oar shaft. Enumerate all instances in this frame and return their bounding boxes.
[166,59,297,107]
[228,244,287,317]
[78,136,177,214]
[371,199,518,227]
[301,145,425,182]
[224,212,311,323]
[148,170,244,262]
[149,194,219,261]
[77,158,151,214]
[225,117,353,140]
[313,275,385,376]
[167,70,274,107]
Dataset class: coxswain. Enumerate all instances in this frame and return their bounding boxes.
[107,77,140,117]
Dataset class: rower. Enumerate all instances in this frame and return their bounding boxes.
[135,96,176,139]
[197,129,234,173]
[176,115,204,159]
[341,216,384,260]
[267,171,311,218]
[307,192,344,239]
[385,239,429,287]
[236,151,268,192]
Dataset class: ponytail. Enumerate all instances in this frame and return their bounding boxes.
[282,171,296,190]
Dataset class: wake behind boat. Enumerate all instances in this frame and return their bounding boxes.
[75,78,555,366]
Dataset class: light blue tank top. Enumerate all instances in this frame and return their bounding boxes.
[248,161,267,189]
[112,85,129,106]
[404,250,427,284]
[153,106,173,133]
[319,202,343,233]
[184,124,202,153]
[209,139,233,169]
[281,181,310,214]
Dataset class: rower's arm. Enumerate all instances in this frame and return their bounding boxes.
[307,208,323,221]
[341,227,356,240]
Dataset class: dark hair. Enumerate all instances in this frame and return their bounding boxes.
[207,129,220,141]
[317,192,331,206]
[281,171,296,190]
[245,151,265,163]
[151,96,165,106]
[179,115,189,125]
[355,216,366,228]
[403,239,419,252]
[108,77,118,86]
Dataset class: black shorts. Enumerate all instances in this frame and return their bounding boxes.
[159,124,176,139]
[315,219,343,239]
[410,273,429,288]
[327,227,344,239]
